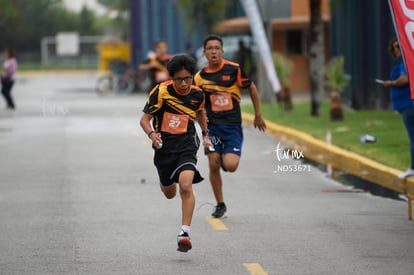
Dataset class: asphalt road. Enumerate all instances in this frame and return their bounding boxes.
[0,72,413,275]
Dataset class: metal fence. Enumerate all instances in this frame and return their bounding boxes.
[40,35,104,69]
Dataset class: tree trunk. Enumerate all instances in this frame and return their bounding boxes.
[309,0,325,116]
[330,91,344,121]
[276,86,293,111]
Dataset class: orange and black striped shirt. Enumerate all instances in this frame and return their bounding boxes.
[194,59,251,125]
[143,80,205,137]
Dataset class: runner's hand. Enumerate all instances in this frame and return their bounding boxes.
[203,135,213,151]
[254,114,266,132]
[150,132,163,149]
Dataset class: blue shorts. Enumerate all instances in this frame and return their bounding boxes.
[206,124,243,156]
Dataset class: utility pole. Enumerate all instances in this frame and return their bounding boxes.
[254,0,277,105]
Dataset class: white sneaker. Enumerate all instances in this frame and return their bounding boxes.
[398,168,414,179]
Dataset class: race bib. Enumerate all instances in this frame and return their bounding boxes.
[210,93,233,112]
[155,71,169,83]
[161,112,189,134]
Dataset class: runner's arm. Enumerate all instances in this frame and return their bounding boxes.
[140,113,162,148]
[247,82,266,132]
[196,108,211,148]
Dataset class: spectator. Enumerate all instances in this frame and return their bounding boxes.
[1,48,18,110]
[383,37,414,179]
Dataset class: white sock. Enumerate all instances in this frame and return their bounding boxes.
[181,225,190,234]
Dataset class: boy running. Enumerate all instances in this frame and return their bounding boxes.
[194,34,266,218]
[140,54,210,252]
[139,39,171,89]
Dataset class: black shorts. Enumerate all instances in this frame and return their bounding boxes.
[154,149,204,187]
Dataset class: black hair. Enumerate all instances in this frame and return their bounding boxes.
[6,48,15,58]
[203,34,223,49]
[155,39,167,47]
[388,37,398,57]
[167,54,197,77]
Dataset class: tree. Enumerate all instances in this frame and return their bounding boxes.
[0,0,19,25]
[176,0,230,34]
[98,0,128,10]
[325,56,349,121]
[97,0,129,39]
[0,0,85,57]
[273,52,293,111]
[0,0,125,62]
[0,1,75,50]
[308,0,325,116]
[79,6,96,35]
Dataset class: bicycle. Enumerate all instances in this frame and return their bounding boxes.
[96,61,150,95]
[96,71,114,95]
[115,68,150,93]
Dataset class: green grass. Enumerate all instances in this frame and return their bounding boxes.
[242,101,410,171]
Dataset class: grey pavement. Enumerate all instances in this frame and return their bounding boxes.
[0,72,413,275]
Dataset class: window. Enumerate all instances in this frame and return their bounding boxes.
[286,30,307,55]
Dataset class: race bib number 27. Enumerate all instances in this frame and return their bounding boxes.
[161,112,189,134]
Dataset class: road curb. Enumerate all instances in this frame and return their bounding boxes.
[16,70,98,76]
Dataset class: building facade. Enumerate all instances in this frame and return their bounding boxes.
[214,0,331,93]
[129,0,207,68]
[129,0,395,110]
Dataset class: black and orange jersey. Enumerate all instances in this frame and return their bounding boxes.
[143,54,172,87]
[194,59,251,125]
[143,80,205,151]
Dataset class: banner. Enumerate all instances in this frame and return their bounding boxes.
[388,0,414,99]
[240,0,281,94]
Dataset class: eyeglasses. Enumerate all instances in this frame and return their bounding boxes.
[173,76,193,83]
[205,46,222,51]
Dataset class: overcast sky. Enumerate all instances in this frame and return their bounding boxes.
[62,0,107,15]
